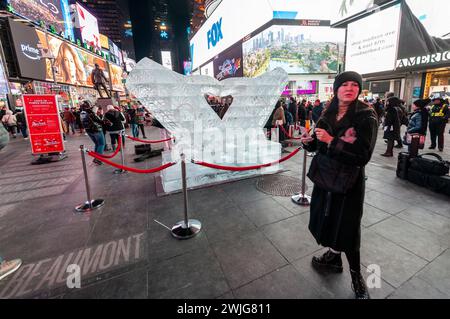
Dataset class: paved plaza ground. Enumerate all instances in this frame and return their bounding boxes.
[0,126,449,299]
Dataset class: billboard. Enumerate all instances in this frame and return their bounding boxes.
[345,4,401,75]
[213,44,243,80]
[190,0,348,69]
[7,0,74,39]
[396,0,450,70]
[331,0,393,25]
[200,61,214,77]
[72,3,101,51]
[0,54,9,95]
[161,51,173,70]
[109,64,124,92]
[243,25,345,77]
[100,34,109,49]
[9,19,109,88]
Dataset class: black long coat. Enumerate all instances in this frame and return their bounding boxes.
[304,100,378,252]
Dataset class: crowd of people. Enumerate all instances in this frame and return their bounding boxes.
[264,92,449,155]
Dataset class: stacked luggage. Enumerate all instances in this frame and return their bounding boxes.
[397,152,450,196]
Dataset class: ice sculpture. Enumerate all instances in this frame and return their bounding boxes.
[126,58,288,193]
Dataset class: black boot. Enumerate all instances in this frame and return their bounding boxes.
[350,270,370,299]
[312,250,343,273]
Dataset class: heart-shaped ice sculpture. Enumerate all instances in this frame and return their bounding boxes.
[126,58,288,193]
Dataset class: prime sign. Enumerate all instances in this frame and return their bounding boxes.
[207,17,223,50]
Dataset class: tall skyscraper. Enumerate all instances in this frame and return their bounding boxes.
[129,0,190,74]
[73,0,135,59]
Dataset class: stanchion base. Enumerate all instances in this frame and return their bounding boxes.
[171,219,202,240]
[114,169,127,175]
[292,194,311,206]
[75,199,105,213]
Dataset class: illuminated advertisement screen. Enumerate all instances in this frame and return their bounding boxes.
[243,25,345,77]
[0,54,9,95]
[331,0,393,25]
[161,51,173,70]
[9,19,109,88]
[7,0,74,39]
[345,4,401,75]
[109,64,124,92]
[396,0,450,70]
[72,3,101,51]
[213,44,243,80]
[200,61,214,77]
[297,80,319,95]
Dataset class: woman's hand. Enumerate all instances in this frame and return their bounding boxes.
[300,132,314,144]
[315,128,334,145]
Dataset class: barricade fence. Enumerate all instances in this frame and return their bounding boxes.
[76,130,313,238]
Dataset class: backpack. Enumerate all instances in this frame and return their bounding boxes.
[81,111,101,132]
[396,106,409,126]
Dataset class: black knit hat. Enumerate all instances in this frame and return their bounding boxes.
[333,71,363,96]
[414,98,431,109]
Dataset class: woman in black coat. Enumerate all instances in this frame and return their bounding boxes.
[302,71,378,299]
[381,97,402,157]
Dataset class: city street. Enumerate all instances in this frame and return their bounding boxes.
[0,126,449,299]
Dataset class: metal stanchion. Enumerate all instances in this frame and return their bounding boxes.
[171,154,202,239]
[75,145,105,213]
[114,135,127,174]
[292,148,311,206]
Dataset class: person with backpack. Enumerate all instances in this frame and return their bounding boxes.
[1,110,17,138]
[80,102,105,165]
[104,105,126,151]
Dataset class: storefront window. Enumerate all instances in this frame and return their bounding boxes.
[425,71,450,100]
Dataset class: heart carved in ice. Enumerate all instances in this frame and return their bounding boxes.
[204,94,234,120]
[126,58,288,135]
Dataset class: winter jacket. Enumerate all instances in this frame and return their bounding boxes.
[272,106,286,127]
[2,111,17,127]
[104,110,125,133]
[407,110,426,134]
[82,110,104,134]
[303,99,378,251]
[383,102,401,140]
[312,105,324,124]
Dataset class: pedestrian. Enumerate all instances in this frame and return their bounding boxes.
[312,99,324,124]
[428,98,449,152]
[373,97,385,124]
[63,107,76,135]
[381,97,402,157]
[15,108,28,139]
[272,100,286,142]
[104,105,126,151]
[136,103,148,138]
[298,100,307,127]
[405,99,430,156]
[1,110,17,138]
[127,104,139,138]
[301,71,378,299]
[74,107,84,134]
[80,103,106,165]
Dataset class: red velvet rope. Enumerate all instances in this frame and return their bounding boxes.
[87,151,176,174]
[94,135,122,159]
[192,147,301,172]
[126,135,172,144]
[278,125,302,140]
